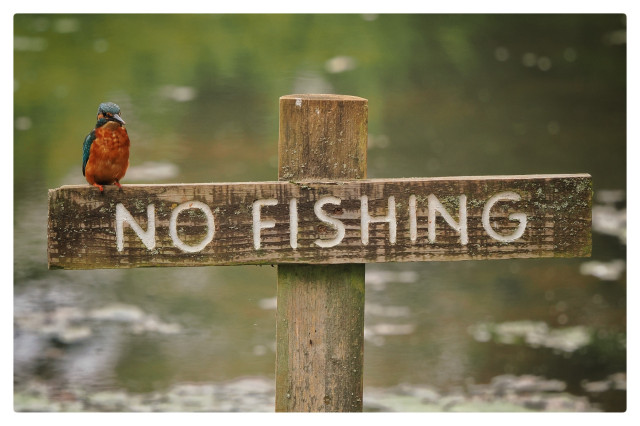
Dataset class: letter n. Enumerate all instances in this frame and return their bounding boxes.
[427,194,468,245]
[116,203,156,251]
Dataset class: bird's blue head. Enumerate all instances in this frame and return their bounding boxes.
[96,102,125,125]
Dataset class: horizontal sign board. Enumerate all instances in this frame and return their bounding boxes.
[47,174,592,269]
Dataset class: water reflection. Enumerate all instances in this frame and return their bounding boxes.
[468,321,591,352]
[126,161,180,182]
[580,260,626,281]
[14,14,626,412]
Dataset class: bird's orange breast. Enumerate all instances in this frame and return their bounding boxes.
[85,122,130,185]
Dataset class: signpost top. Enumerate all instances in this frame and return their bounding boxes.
[280,94,367,102]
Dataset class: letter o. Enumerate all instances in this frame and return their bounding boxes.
[169,201,215,253]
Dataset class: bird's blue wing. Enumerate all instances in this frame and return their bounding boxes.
[82,130,95,176]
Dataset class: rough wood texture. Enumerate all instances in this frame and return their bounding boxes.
[276,94,367,412]
[278,94,367,181]
[276,265,365,412]
[47,174,593,270]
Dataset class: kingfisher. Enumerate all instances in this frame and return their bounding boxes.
[82,102,130,192]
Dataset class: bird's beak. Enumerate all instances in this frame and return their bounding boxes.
[114,114,126,125]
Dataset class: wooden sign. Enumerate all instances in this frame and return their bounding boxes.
[48,174,591,270]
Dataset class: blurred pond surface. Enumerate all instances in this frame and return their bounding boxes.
[13,14,626,412]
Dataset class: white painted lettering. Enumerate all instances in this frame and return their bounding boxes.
[289,198,298,249]
[115,191,529,255]
[361,195,397,245]
[253,199,278,250]
[116,203,156,252]
[409,194,417,243]
[482,192,527,242]
[169,201,215,253]
[314,196,346,248]
[427,194,468,245]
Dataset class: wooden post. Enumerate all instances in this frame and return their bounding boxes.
[276,94,368,412]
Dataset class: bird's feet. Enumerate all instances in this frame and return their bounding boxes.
[114,181,123,190]
[92,183,105,193]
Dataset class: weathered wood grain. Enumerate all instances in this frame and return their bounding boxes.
[276,264,365,411]
[47,174,592,270]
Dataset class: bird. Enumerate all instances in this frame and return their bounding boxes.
[82,102,130,192]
